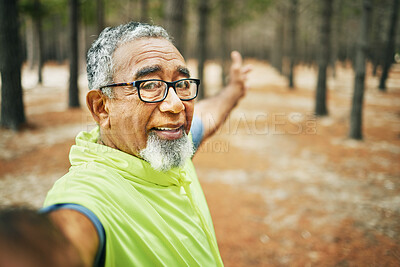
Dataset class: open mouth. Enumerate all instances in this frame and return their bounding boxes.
[152,126,184,140]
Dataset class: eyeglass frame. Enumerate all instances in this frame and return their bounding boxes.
[99,78,201,103]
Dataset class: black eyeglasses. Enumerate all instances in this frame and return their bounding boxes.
[99,78,200,103]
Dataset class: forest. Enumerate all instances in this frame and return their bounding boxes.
[1,0,399,136]
[0,0,400,266]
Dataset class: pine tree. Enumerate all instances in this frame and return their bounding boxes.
[0,0,26,130]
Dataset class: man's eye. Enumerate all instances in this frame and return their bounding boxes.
[176,81,190,89]
[141,81,162,90]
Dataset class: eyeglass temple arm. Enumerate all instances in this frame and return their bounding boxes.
[99,82,136,89]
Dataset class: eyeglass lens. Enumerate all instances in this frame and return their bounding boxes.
[139,80,197,102]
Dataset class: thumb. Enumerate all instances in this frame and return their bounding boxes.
[231,51,242,69]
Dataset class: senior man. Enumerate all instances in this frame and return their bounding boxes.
[43,22,250,267]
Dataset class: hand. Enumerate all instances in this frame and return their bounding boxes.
[194,51,252,140]
[228,51,252,99]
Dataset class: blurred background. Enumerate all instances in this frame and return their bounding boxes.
[0,0,399,266]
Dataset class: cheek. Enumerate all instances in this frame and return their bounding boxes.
[110,103,154,152]
[184,101,195,132]
[122,103,157,141]
[109,101,143,134]
[184,101,195,117]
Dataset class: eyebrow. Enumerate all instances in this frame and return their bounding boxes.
[133,65,191,80]
[178,66,191,78]
[134,65,161,80]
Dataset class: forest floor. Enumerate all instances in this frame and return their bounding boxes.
[0,60,399,266]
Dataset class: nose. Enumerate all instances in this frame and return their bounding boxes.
[159,87,185,113]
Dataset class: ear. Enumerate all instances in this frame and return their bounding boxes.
[86,90,110,129]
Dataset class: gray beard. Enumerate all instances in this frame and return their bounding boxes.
[139,131,194,172]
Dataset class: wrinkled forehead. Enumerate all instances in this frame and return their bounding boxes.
[112,37,188,79]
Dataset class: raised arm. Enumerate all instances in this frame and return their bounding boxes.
[195,51,251,141]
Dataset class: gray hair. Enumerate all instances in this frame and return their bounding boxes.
[86,22,171,97]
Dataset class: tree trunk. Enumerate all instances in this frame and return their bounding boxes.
[315,0,333,116]
[272,5,285,74]
[0,0,26,130]
[378,0,399,91]
[141,0,149,23]
[163,0,187,56]
[69,0,80,108]
[197,0,209,100]
[331,0,344,78]
[54,16,65,63]
[220,0,230,86]
[371,5,384,77]
[96,0,105,35]
[288,0,298,89]
[349,0,372,140]
[26,17,36,70]
[33,0,44,84]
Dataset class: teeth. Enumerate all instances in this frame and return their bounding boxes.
[155,127,177,131]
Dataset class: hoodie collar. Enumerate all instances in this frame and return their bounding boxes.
[70,126,191,187]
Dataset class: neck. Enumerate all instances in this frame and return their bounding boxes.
[98,127,142,159]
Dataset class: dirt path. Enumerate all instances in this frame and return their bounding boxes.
[1,61,399,266]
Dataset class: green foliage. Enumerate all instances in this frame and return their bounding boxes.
[20,0,67,18]
[247,0,273,14]
[19,0,46,18]
[103,0,163,26]
[19,0,69,28]
[339,0,362,18]
[81,0,97,25]
[149,0,163,22]
[217,0,273,28]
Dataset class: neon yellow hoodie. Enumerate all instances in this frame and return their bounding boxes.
[44,127,223,266]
